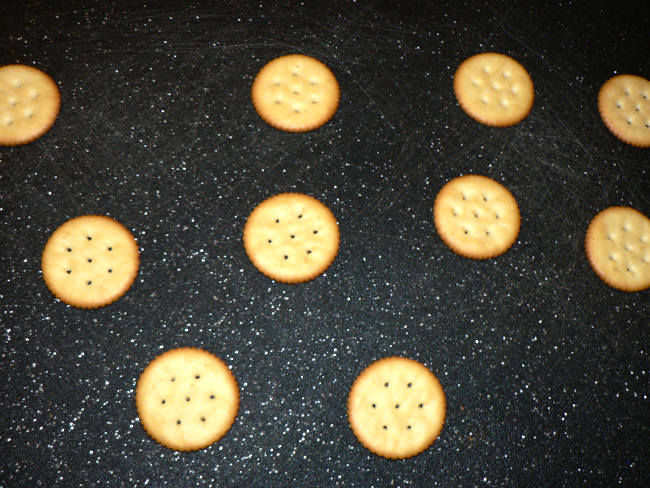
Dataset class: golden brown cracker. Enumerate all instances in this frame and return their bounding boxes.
[0,64,60,145]
[454,53,534,127]
[243,193,339,283]
[135,348,239,451]
[598,74,650,147]
[347,357,446,459]
[41,215,139,308]
[251,54,340,132]
[434,175,520,259]
[585,206,650,292]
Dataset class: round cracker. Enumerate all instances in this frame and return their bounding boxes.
[41,215,139,308]
[0,64,60,146]
[243,193,339,283]
[347,357,446,459]
[251,54,340,132]
[135,348,239,451]
[433,175,520,259]
[597,74,650,147]
[453,52,534,127]
[585,206,650,292]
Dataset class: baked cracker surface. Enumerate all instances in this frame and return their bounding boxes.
[598,74,650,147]
[243,193,339,283]
[585,206,650,292]
[453,53,534,127]
[251,54,340,132]
[0,64,60,145]
[135,348,240,451]
[347,357,446,459]
[41,215,139,308]
[434,175,520,259]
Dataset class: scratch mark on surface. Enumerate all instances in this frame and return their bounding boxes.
[484,0,520,46]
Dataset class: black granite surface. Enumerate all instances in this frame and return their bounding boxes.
[1,1,648,486]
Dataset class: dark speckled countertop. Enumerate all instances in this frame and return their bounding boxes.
[1,1,648,486]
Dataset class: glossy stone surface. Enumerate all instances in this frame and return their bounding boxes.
[1,1,648,486]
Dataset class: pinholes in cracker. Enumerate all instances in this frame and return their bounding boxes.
[0,64,61,145]
[251,54,340,132]
[243,193,339,283]
[433,175,520,259]
[597,74,650,147]
[453,53,534,127]
[347,357,446,459]
[135,348,240,451]
[585,206,650,292]
[41,215,139,308]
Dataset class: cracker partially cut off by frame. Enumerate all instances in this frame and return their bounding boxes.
[41,215,139,308]
[585,206,650,292]
[598,74,650,147]
[136,348,240,451]
[453,53,534,127]
[251,54,340,132]
[433,175,520,259]
[243,193,339,283]
[0,64,60,145]
[347,357,446,459]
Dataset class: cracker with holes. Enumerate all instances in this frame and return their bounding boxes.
[453,52,534,127]
[251,54,340,132]
[585,206,650,292]
[41,215,139,308]
[243,193,339,283]
[347,357,446,459]
[0,64,60,145]
[135,348,239,451]
[433,175,520,259]
[598,74,650,147]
